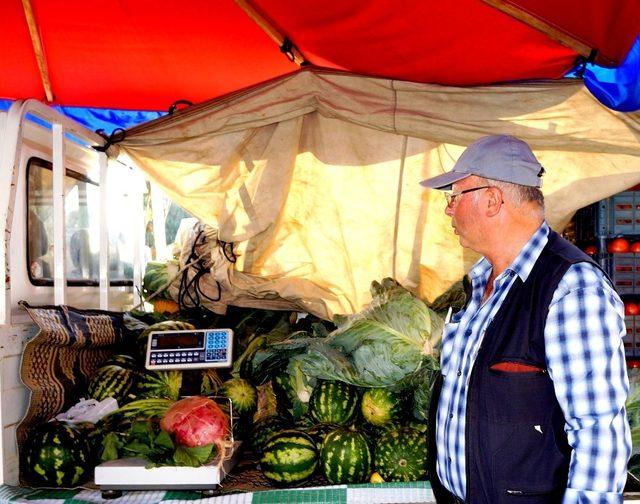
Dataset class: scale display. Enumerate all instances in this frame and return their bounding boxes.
[146,329,233,370]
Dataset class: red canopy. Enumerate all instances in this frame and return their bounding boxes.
[1,0,638,110]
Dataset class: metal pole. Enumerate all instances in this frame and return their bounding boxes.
[98,153,110,309]
[52,123,67,305]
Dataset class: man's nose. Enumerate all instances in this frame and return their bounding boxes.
[445,203,453,217]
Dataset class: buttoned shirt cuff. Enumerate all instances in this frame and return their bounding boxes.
[563,487,623,504]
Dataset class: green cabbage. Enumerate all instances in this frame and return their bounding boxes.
[289,278,443,388]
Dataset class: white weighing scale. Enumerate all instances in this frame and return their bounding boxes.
[95,328,241,499]
[145,328,234,370]
[95,441,243,498]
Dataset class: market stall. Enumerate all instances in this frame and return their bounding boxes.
[1,1,639,502]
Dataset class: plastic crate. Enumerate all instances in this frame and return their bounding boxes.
[625,316,640,358]
[575,203,599,243]
[597,191,640,236]
[600,253,640,294]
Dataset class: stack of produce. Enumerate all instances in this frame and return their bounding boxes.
[99,396,231,467]
[21,278,453,488]
[226,279,444,486]
[242,376,431,486]
[20,307,289,485]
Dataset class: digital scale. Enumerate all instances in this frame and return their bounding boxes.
[95,441,243,499]
[145,328,234,370]
[96,329,239,498]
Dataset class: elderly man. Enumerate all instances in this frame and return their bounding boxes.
[422,135,631,504]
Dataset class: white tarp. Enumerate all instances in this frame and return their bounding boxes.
[116,68,640,318]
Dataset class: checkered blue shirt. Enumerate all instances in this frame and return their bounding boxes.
[436,221,631,503]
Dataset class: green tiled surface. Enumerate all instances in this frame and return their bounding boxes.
[252,487,347,504]
[0,481,434,504]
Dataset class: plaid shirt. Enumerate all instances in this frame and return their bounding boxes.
[436,221,631,503]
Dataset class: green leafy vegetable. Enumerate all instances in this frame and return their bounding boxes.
[173,444,216,467]
[400,357,440,421]
[100,432,123,462]
[232,315,296,384]
[428,276,470,318]
[106,419,219,468]
[287,278,443,388]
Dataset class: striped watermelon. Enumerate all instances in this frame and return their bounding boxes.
[249,416,291,455]
[306,423,340,445]
[374,426,428,482]
[309,380,359,425]
[220,378,257,417]
[87,364,137,404]
[137,370,183,400]
[361,388,405,426]
[320,427,371,484]
[103,353,139,370]
[294,414,315,430]
[272,368,313,421]
[23,421,90,486]
[260,429,318,486]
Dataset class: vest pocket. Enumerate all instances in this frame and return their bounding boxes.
[500,488,563,504]
[486,368,554,423]
[488,420,566,504]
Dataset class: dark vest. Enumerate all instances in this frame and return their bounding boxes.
[428,230,602,504]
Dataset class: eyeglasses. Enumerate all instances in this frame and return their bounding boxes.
[444,185,493,207]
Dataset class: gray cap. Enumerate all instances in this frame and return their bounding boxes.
[420,135,544,190]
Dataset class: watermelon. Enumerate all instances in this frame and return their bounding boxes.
[272,366,313,420]
[407,420,428,435]
[221,377,258,440]
[138,370,183,400]
[309,380,359,425]
[294,414,315,430]
[23,421,90,486]
[374,426,428,482]
[306,423,339,445]
[137,320,196,360]
[103,353,139,370]
[142,261,177,301]
[220,378,258,418]
[320,427,371,484]
[87,364,138,404]
[272,371,292,408]
[249,416,291,455]
[260,429,318,486]
[361,388,405,426]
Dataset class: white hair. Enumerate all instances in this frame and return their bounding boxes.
[476,177,545,213]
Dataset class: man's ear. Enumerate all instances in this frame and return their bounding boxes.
[485,187,503,217]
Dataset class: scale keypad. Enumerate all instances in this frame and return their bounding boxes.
[149,350,203,366]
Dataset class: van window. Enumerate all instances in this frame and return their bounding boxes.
[26,158,133,286]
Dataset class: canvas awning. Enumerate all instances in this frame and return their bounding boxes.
[116,69,640,318]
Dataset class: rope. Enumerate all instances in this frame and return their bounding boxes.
[130,254,205,311]
[177,229,222,309]
[93,128,126,152]
[132,226,234,312]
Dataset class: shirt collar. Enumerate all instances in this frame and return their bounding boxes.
[469,221,550,283]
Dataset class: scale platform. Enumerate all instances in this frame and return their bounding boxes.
[95,441,242,498]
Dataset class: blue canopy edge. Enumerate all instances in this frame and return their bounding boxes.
[0,99,164,133]
[583,35,640,112]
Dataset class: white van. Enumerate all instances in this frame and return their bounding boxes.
[0,100,153,485]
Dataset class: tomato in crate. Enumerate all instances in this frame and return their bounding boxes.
[608,238,630,253]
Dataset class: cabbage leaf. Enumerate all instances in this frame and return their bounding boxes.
[289,278,443,388]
